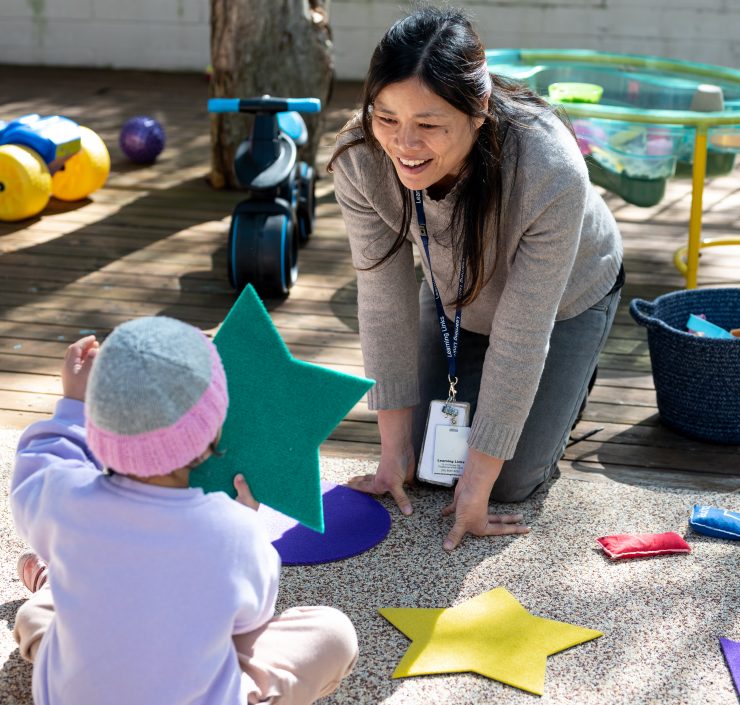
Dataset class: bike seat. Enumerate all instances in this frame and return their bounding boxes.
[235,134,296,191]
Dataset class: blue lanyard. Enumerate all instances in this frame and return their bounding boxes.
[413,190,465,396]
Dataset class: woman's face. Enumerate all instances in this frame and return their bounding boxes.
[371,76,482,193]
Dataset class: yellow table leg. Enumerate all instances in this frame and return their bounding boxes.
[685,127,708,289]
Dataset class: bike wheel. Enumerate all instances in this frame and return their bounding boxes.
[228,211,298,297]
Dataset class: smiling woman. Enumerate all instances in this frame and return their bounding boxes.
[328,6,624,551]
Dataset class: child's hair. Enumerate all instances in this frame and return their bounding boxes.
[85,316,228,477]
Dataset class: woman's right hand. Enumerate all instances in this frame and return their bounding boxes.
[347,407,415,515]
[348,447,415,516]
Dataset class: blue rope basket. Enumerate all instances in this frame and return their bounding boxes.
[630,288,740,444]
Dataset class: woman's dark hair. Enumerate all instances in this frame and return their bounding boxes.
[328,5,568,306]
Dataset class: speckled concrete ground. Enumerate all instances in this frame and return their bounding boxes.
[2,429,739,705]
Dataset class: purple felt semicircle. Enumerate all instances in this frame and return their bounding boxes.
[720,637,740,697]
[257,481,391,565]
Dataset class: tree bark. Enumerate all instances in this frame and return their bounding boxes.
[209,0,334,189]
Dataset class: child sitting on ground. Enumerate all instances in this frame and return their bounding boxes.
[11,317,358,705]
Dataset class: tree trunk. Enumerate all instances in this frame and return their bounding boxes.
[209,0,334,189]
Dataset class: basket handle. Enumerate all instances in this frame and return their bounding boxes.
[629,298,656,327]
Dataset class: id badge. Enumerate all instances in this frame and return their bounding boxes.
[433,425,470,479]
[416,399,471,487]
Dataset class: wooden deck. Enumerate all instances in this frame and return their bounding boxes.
[1,65,739,492]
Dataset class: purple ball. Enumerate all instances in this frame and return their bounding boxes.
[119,116,165,163]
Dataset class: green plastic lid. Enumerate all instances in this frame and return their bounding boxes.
[548,82,604,104]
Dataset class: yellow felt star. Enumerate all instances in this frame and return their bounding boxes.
[379,587,603,696]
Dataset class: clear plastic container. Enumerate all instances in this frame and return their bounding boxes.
[708,125,740,152]
[572,118,683,179]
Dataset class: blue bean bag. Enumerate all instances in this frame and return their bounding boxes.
[689,505,740,540]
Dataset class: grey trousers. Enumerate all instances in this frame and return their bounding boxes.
[412,280,621,503]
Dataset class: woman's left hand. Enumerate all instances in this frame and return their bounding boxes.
[441,448,529,551]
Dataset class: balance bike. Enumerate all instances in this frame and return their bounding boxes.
[208,96,321,297]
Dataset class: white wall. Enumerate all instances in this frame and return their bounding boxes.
[0,0,211,71]
[331,0,740,80]
[0,1,738,78]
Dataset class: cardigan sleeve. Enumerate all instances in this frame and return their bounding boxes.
[332,144,420,409]
[469,119,589,459]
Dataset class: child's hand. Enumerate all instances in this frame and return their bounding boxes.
[62,336,100,401]
[234,474,259,511]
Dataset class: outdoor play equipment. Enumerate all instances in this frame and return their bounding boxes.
[208,96,321,296]
[0,114,110,221]
[486,49,740,288]
[0,144,52,222]
[119,116,166,163]
[52,126,110,202]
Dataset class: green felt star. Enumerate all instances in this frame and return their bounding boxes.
[190,285,374,532]
[380,587,603,695]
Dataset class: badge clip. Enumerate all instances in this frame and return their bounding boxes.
[442,375,459,423]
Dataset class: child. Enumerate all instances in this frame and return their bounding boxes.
[11,317,358,705]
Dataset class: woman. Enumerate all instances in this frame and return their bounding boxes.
[329,7,623,551]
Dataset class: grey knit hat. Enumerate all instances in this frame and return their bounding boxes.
[85,317,228,477]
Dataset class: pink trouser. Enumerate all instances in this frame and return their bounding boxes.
[14,587,358,705]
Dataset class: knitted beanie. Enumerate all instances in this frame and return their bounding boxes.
[85,317,228,477]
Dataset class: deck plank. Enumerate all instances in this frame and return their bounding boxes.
[1,65,739,492]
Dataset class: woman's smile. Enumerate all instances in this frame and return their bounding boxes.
[396,156,433,175]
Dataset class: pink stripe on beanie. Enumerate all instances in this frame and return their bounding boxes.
[85,317,228,477]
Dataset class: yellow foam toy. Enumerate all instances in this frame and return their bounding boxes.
[52,126,110,201]
[379,587,603,696]
[0,144,52,222]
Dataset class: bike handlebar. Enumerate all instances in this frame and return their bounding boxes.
[208,97,321,114]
